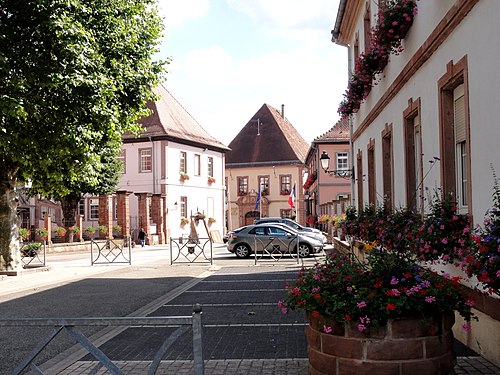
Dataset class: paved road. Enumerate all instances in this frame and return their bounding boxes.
[0,244,498,374]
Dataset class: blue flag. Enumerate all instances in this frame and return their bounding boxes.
[255,189,261,210]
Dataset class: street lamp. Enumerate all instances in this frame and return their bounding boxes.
[319,151,354,179]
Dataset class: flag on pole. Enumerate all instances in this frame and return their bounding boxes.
[255,189,261,210]
[288,182,296,208]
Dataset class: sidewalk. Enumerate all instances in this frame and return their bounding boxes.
[1,245,499,375]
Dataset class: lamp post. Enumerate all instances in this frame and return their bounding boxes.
[319,151,354,179]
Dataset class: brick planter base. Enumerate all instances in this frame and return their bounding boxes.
[306,314,456,375]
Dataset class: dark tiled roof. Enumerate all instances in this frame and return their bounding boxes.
[314,118,350,143]
[226,104,309,167]
[123,84,229,151]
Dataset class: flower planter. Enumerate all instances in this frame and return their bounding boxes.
[306,314,455,375]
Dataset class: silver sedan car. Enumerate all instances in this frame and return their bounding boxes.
[226,224,324,258]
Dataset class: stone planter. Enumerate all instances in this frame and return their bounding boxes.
[306,313,455,375]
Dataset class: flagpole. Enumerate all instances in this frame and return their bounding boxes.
[293,180,298,222]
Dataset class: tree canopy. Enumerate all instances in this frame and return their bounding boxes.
[0,0,167,270]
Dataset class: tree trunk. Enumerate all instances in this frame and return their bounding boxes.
[60,193,80,243]
[0,160,21,272]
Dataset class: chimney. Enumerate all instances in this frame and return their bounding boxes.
[281,104,285,119]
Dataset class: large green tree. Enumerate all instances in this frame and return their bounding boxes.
[0,0,166,271]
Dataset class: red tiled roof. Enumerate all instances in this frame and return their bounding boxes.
[226,104,309,167]
[123,84,229,151]
[314,118,350,143]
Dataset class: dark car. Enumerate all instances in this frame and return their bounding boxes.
[226,223,323,258]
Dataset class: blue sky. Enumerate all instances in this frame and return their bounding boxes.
[156,0,347,146]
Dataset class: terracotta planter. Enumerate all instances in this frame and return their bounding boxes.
[306,313,455,375]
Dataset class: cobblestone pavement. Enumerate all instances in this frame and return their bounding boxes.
[1,246,498,374]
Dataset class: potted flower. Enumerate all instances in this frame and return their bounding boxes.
[98,225,108,238]
[180,217,189,227]
[282,203,477,374]
[207,176,216,184]
[69,226,80,236]
[54,226,67,239]
[18,227,29,242]
[179,172,190,181]
[35,227,48,242]
[113,224,122,238]
[467,172,500,295]
[208,217,216,225]
[85,226,96,239]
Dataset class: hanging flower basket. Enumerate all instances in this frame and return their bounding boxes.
[180,172,190,181]
[338,0,418,118]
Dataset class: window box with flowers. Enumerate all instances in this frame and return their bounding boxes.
[303,173,317,190]
[180,172,190,181]
[207,176,216,184]
[280,189,290,196]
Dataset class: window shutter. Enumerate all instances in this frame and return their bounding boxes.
[454,94,466,143]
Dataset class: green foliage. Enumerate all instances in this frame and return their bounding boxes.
[0,0,167,193]
[85,226,95,234]
[0,0,167,268]
[98,225,107,233]
[18,228,29,240]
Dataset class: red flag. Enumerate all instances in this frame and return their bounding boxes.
[288,182,296,208]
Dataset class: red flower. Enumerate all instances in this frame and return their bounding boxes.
[312,310,320,318]
[386,303,396,311]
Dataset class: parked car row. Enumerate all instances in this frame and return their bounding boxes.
[225,221,325,258]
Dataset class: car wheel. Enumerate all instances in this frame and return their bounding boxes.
[296,243,311,258]
[234,244,251,258]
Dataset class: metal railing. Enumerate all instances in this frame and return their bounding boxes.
[0,304,204,375]
[252,235,301,264]
[91,238,132,265]
[20,241,46,268]
[170,237,213,265]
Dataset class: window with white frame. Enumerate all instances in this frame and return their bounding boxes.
[180,151,187,173]
[280,209,292,218]
[78,200,85,218]
[89,198,99,220]
[280,175,292,194]
[336,152,348,171]
[180,196,187,218]
[454,84,467,208]
[259,176,269,194]
[117,149,126,173]
[238,177,248,195]
[194,154,201,176]
[139,148,152,173]
[208,157,214,177]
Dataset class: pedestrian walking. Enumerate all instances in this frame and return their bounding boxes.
[138,228,146,247]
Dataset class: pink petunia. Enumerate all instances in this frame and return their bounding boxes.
[323,325,333,334]
[357,301,367,308]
